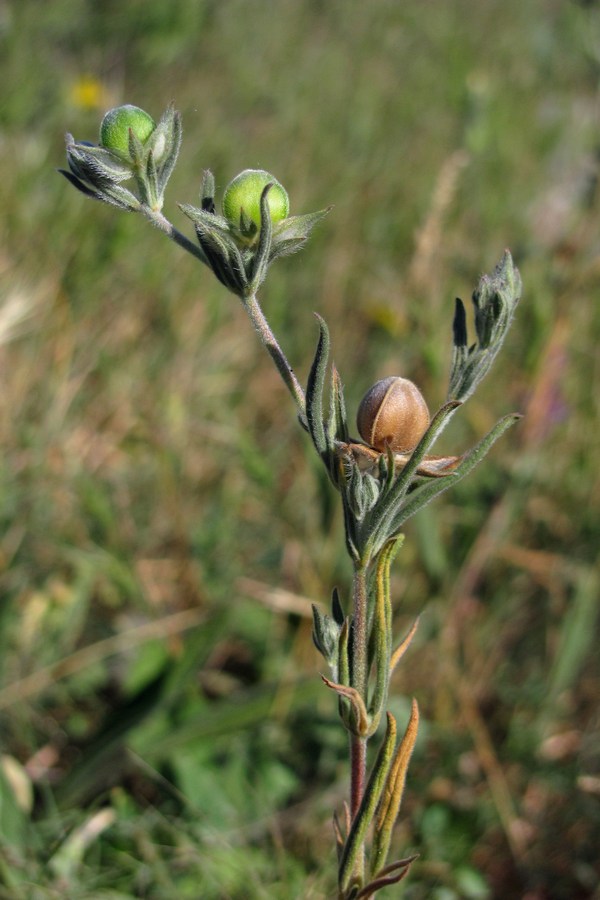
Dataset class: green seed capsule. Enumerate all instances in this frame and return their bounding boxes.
[222,169,289,228]
[99,105,156,157]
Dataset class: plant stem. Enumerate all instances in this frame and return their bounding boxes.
[350,733,367,819]
[347,731,367,894]
[140,205,210,266]
[352,565,369,703]
[244,293,306,415]
[139,209,305,415]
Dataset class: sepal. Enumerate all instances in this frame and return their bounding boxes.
[60,135,141,211]
[179,202,249,294]
[180,185,329,298]
[273,207,331,241]
[149,103,182,195]
[61,104,182,212]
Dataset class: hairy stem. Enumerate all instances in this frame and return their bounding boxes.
[350,733,367,819]
[140,205,209,266]
[348,733,367,892]
[244,293,306,415]
[139,212,305,415]
[352,565,369,702]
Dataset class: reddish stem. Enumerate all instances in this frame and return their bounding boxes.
[350,733,367,819]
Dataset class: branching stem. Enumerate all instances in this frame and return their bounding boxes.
[140,205,209,265]
[140,209,305,416]
[244,293,306,415]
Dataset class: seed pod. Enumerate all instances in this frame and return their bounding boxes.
[222,169,289,228]
[99,105,156,158]
[356,376,430,453]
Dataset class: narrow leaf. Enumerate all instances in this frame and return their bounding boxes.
[356,856,418,898]
[321,676,369,736]
[333,806,350,861]
[389,413,521,533]
[306,314,330,457]
[332,587,345,626]
[367,540,402,735]
[371,699,419,877]
[389,617,420,675]
[339,713,397,892]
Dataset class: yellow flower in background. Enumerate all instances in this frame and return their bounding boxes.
[68,76,110,111]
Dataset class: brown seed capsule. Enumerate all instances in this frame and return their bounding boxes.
[356,376,430,453]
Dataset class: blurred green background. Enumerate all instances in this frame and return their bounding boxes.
[1,1,599,897]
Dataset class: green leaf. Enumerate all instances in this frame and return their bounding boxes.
[367,540,400,735]
[389,413,521,533]
[371,699,419,877]
[306,314,331,457]
[338,714,397,892]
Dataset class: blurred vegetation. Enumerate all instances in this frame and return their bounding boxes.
[0,0,599,897]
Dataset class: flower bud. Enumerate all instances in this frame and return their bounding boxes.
[357,376,430,453]
[222,169,289,228]
[99,105,156,158]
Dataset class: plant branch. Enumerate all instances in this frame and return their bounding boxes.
[243,292,306,415]
[140,205,210,265]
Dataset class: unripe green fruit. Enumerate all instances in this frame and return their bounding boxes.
[222,169,289,228]
[99,105,156,157]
